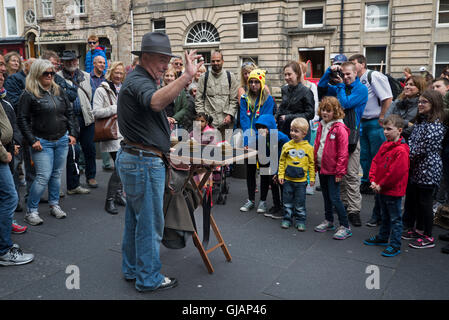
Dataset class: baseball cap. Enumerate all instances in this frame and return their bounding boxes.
[419,66,427,72]
[333,54,348,65]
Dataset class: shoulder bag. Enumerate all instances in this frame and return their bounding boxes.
[93,88,118,142]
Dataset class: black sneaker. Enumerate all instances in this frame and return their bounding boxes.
[157,277,178,290]
[264,206,282,219]
[348,212,362,227]
[366,218,381,227]
[363,236,389,246]
[401,229,421,240]
[381,246,401,257]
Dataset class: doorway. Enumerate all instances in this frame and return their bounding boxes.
[299,48,325,79]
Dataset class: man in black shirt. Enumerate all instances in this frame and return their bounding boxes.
[116,32,203,292]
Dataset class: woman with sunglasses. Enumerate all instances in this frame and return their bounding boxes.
[17,59,77,226]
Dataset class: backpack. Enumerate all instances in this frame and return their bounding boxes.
[342,86,360,153]
[202,70,231,102]
[367,70,403,101]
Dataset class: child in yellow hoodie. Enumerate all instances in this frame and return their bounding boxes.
[278,117,315,231]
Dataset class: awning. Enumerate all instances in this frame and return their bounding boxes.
[0,37,26,45]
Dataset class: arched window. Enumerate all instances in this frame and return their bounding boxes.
[186,22,220,45]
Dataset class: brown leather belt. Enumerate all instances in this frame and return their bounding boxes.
[122,139,163,158]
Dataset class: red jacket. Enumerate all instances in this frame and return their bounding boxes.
[369,138,410,197]
[314,120,349,179]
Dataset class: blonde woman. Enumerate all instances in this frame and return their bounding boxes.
[17,59,77,225]
[4,51,22,77]
[92,61,126,214]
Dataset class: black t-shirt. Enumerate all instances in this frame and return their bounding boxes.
[117,65,171,153]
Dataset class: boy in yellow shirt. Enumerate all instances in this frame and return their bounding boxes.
[278,117,315,231]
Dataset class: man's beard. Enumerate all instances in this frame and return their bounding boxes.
[212,65,222,73]
[65,66,77,73]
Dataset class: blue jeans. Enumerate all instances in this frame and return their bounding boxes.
[369,194,382,222]
[27,135,69,212]
[320,174,349,228]
[0,162,18,255]
[360,119,385,184]
[378,194,403,249]
[283,180,307,225]
[116,148,166,291]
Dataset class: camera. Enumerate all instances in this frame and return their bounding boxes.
[329,67,344,85]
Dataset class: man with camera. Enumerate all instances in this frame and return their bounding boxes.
[318,59,368,227]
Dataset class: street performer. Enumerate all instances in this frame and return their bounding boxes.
[116,32,203,292]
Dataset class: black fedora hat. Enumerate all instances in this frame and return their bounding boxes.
[60,50,81,61]
[131,32,176,57]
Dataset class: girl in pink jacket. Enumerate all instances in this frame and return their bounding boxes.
[313,97,352,240]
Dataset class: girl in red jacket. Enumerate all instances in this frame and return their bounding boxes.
[363,114,410,257]
[313,97,352,240]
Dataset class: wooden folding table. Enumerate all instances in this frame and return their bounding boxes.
[169,142,257,273]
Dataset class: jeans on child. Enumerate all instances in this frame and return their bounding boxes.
[320,174,349,228]
[378,194,403,248]
[282,180,307,224]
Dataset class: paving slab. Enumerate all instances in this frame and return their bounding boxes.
[2,161,448,301]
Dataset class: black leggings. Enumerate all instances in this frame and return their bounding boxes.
[403,183,435,236]
[246,163,282,206]
[106,152,122,200]
[246,163,257,202]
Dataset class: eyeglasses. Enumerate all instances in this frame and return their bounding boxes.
[42,71,55,77]
[88,41,97,45]
[418,100,430,105]
[173,62,183,66]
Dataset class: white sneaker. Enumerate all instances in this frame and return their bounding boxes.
[0,244,34,266]
[257,201,267,213]
[306,185,315,195]
[50,205,67,219]
[67,186,90,195]
[239,200,255,212]
[24,212,43,226]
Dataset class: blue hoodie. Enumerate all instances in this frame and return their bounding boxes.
[318,66,368,128]
[247,114,289,158]
[240,94,275,147]
[85,46,108,74]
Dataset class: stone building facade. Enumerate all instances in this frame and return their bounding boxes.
[0,0,26,56]
[21,0,132,67]
[132,0,449,94]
